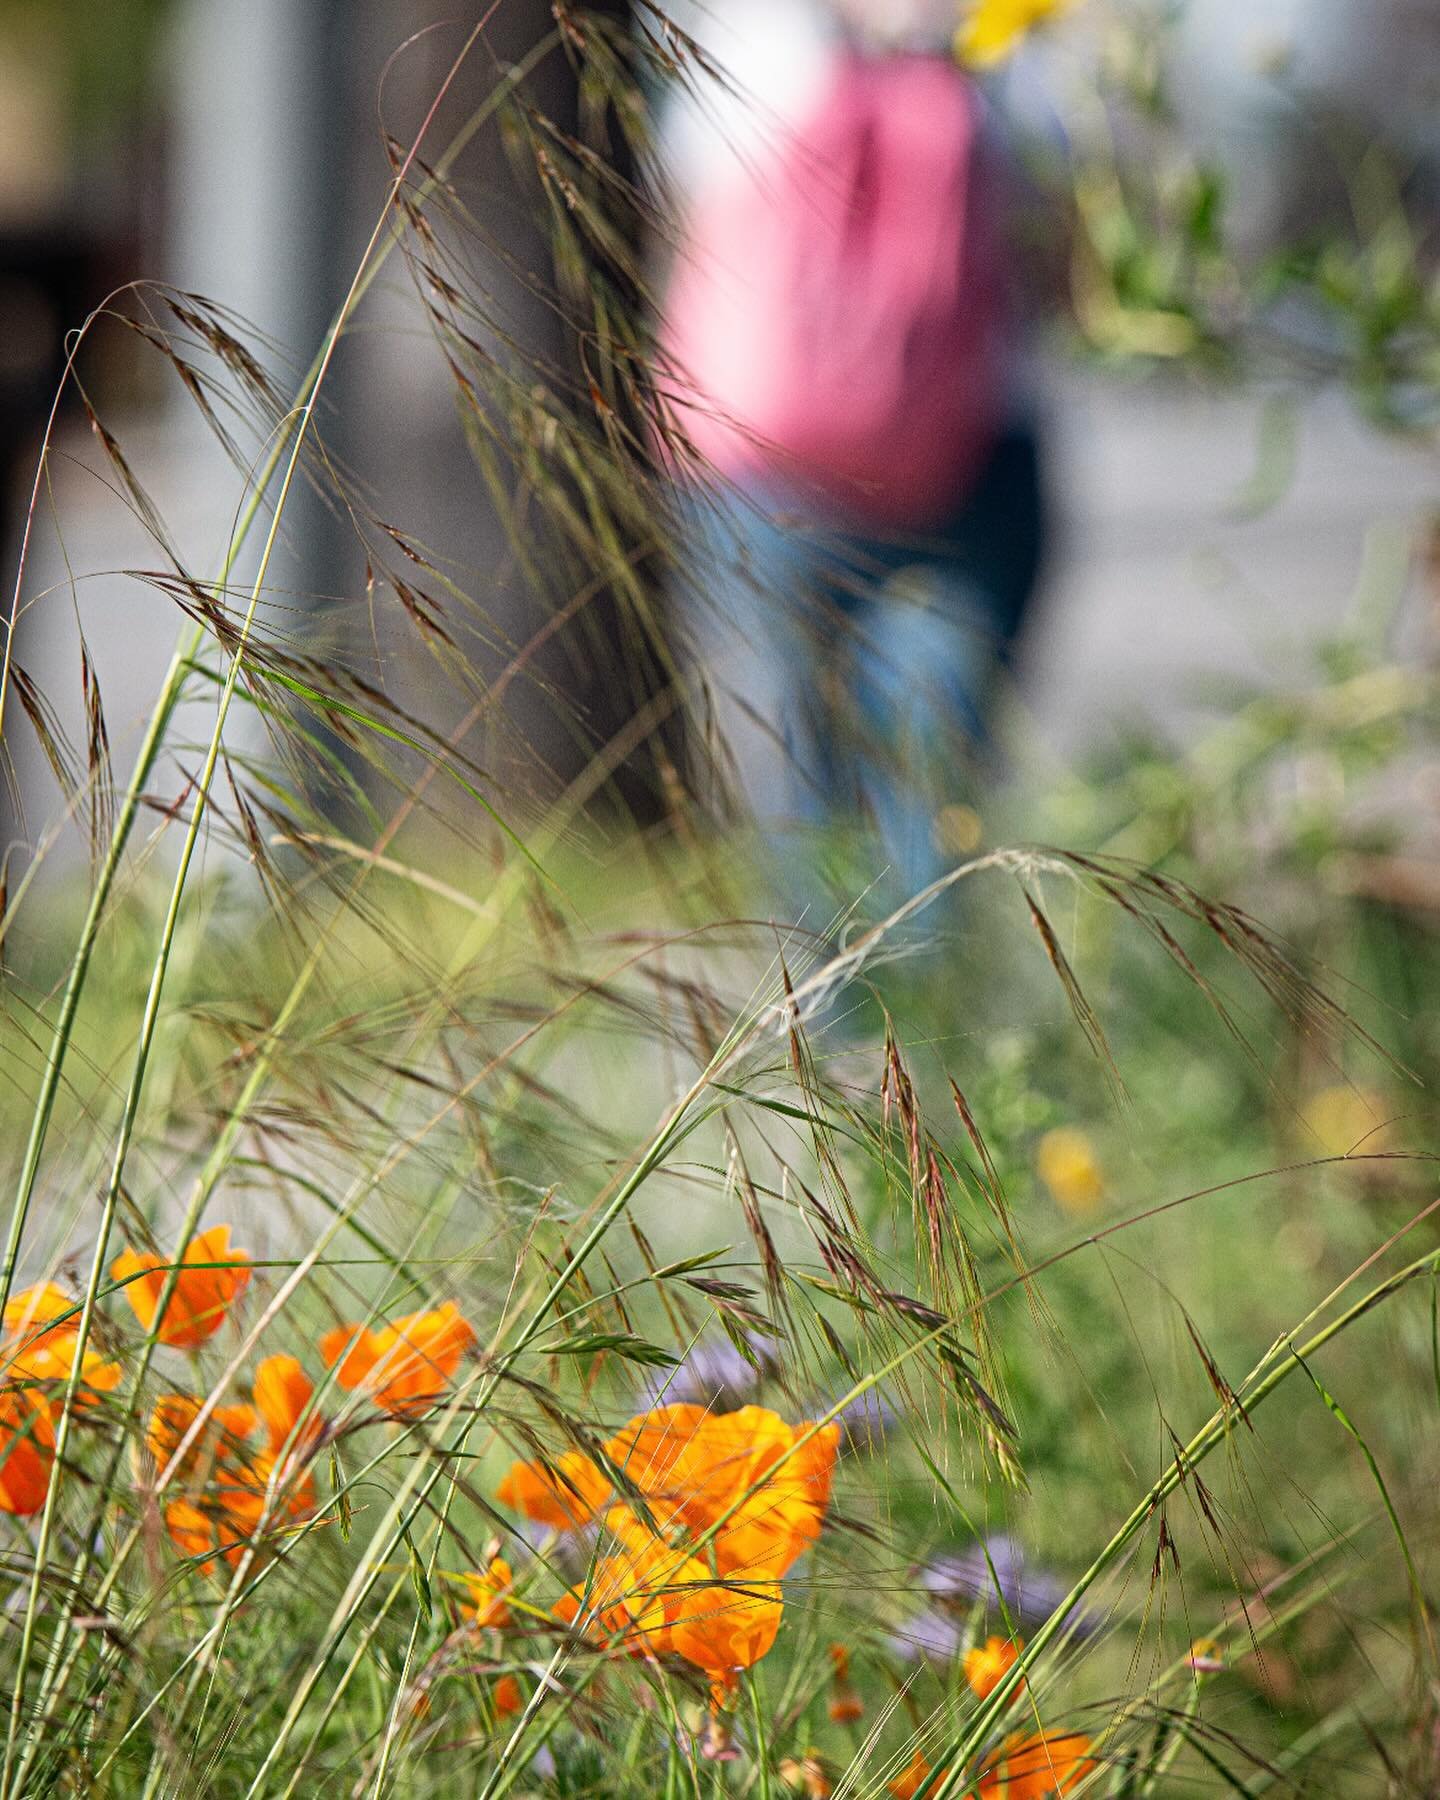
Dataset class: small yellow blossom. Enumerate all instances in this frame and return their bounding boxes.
[1188,1637,1225,1674]
[1036,1128,1104,1217]
[465,1555,514,1630]
[957,0,1073,68]
[1302,1085,1390,1158]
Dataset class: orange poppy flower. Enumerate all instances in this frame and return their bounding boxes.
[253,1354,322,1454]
[828,1643,864,1723]
[113,1225,251,1349]
[319,1302,474,1415]
[247,1357,321,1523]
[554,1556,651,1650]
[148,1394,264,1569]
[0,1387,56,1515]
[2,1282,121,1395]
[502,1403,713,1538]
[692,1412,839,1577]
[493,1673,523,1717]
[496,1404,840,1575]
[147,1394,260,1477]
[669,1567,784,1705]
[606,1402,711,1493]
[890,1750,935,1799]
[976,1730,1095,1798]
[555,1512,710,1658]
[608,1405,839,1578]
[147,1367,319,1571]
[965,1635,1023,1701]
[602,1511,711,1655]
[497,1447,611,1529]
[465,1556,514,1630]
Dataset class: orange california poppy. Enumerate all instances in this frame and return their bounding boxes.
[252,1354,322,1454]
[246,1356,321,1522]
[555,1512,710,1659]
[696,1412,839,1578]
[2,1281,121,1394]
[605,1404,839,1578]
[0,1387,56,1515]
[779,1752,834,1799]
[147,1375,318,1572]
[976,1730,1095,1798]
[602,1510,711,1655]
[496,1404,839,1572]
[965,1635,1023,1701]
[147,1394,263,1569]
[146,1393,259,1479]
[668,1568,784,1703]
[493,1673,523,1717]
[554,1556,650,1649]
[319,1302,474,1415]
[500,1403,710,1537]
[113,1225,251,1349]
[497,1447,611,1530]
[465,1556,514,1630]
[890,1750,935,1799]
[606,1402,711,1494]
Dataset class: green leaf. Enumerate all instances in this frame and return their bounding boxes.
[330,1448,352,1544]
[404,1529,432,1622]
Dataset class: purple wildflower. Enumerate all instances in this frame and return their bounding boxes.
[919,1533,1092,1636]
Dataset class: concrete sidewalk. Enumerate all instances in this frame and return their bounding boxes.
[1024,369,1436,759]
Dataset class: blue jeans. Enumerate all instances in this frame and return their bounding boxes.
[678,428,1044,906]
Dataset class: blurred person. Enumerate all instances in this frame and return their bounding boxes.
[659,0,1047,904]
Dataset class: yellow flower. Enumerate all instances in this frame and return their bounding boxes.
[1036,1128,1103,1217]
[957,0,1072,68]
[465,1556,514,1630]
[1188,1636,1225,1674]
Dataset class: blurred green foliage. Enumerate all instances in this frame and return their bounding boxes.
[0,0,174,146]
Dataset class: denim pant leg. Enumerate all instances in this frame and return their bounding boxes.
[844,564,1006,897]
[674,488,836,897]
